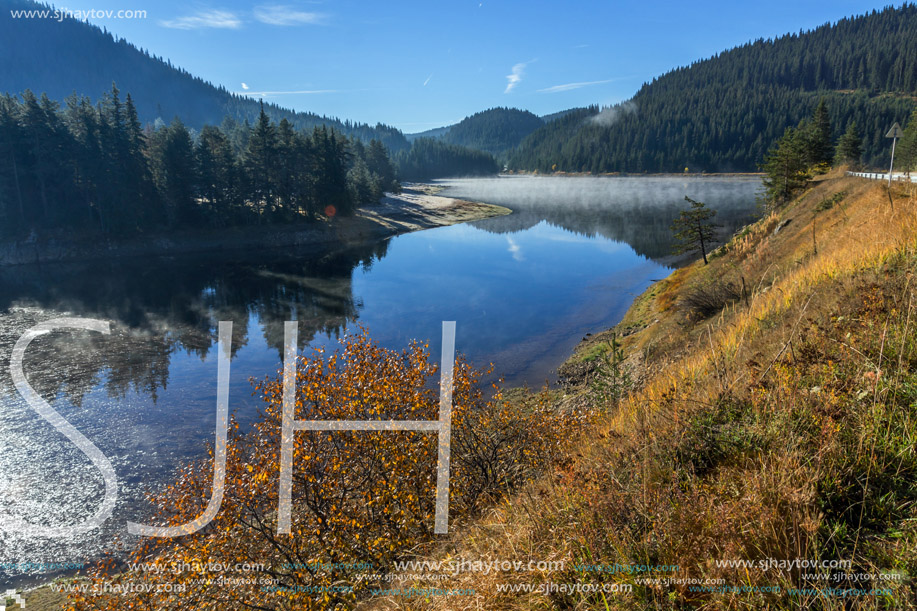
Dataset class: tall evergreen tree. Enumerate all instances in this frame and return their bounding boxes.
[311,126,352,216]
[0,94,25,233]
[123,93,158,225]
[835,121,863,167]
[21,90,56,221]
[196,124,239,223]
[896,109,917,175]
[808,98,833,167]
[245,103,279,222]
[762,127,810,203]
[149,118,196,226]
[63,94,103,229]
[366,139,398,193]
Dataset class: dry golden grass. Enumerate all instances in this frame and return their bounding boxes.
[368,175,917,610]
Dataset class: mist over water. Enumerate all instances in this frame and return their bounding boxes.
[0,175,760,587]
[438,174,762,262]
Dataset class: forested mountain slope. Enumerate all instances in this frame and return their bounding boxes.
[439,107,544,158]
[0,0,408,150]
[510,4,917,172]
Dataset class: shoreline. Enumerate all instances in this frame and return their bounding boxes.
[0,184,511,267]
[5,183,511,610]
[501,170,766,178]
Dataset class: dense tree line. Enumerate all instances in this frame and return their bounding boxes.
[439,107,544,158]
[395,138,501,181]
[509,4,917,173]
[0,0,409,152]
[897,108,917,174]
[760,99,917,204]
[0,86,399,237]
[760,99,838,202]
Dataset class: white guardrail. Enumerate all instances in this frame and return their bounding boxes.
[847,171,917,183]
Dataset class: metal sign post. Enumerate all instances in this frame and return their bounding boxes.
[887,122,904,187]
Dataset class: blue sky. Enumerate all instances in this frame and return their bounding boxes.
[64,0,896,132]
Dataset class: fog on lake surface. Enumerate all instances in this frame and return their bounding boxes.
[0,174,761,585]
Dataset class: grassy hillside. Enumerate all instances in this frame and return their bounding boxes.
[510,4,917,173]
[370,172,917,609]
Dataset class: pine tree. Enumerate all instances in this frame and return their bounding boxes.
[150,118,196,226]
[63,95,103,230]
[0,94,25,234]
[311,127,352,216]
[196,125,238,223]
[835,121,863,167]
[896,109,917,176]
[346,157,376,206]
[21,90,54,221]
[366,139,399,193]
[762,127,810,204]
[244,103,279,222]
[671,196,721,265]
[123,93,158,225]
[808,98,833,167]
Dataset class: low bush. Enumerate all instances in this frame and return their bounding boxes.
[680,279,743,318]
[69,328,588,610]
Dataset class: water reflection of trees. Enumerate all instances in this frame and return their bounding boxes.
[0,240,389,405]
[456,177,761,261]
[470,201,756,261]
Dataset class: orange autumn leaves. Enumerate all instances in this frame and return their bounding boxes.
[69,327,586,610]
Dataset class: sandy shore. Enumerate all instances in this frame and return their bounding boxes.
[0,184,511,267]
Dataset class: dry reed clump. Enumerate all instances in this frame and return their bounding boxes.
[679,279,743,318]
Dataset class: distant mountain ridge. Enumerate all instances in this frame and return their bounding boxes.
[438,108,544,158]
[406,108,545,158]
[4,0,915,174]
[509,4,917,172]
[0,0,409,150]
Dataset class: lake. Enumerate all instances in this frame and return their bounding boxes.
[0,174,761,586]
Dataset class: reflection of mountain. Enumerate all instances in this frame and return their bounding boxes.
[446,176,761,262]
[470,201,755,261]
[0,240,390,405]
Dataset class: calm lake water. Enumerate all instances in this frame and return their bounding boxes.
[0,175,761,585]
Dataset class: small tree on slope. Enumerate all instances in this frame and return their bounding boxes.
[672,196,721,265]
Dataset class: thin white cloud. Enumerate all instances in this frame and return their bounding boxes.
[538,79,614,94]
[254,5,325,26]
[159,9,242,30]
[423,73,433,87]
[241,82,250,90]
[505,62,527,94]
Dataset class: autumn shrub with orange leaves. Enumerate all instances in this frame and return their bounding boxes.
[67,327,586,611]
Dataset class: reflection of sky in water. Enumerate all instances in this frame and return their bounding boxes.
[0,176,760,586]
[328,221,666,385]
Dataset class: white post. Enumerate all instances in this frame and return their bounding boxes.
[889,136,897,187]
